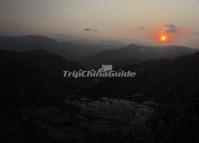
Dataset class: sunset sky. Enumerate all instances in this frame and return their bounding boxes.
[0,0,199,47]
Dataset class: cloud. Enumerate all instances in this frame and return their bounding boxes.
[127,3,142,8]
[163,24,192,43]
[165,24,178,34]
[165,24,192,37]
[138,26,146,31]
[84,28,99,33]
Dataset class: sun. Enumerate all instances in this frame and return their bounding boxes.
[156,33,170,44]
[155,27,174,44]
[160,35,167,41]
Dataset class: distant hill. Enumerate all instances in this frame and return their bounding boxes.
[0,36,81,60]
[83,44,197,68]
[0,48,81,76]
[0,36,119,61]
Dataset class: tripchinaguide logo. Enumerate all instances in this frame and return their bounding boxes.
[63,65,136,79]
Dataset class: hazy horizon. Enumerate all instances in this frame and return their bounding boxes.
[1,0,199,48]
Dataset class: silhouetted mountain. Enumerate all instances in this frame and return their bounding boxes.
[0,36,119,61]
[0,49,90,110]
[75,51,199,100]
[1,48,199,143]
[0,49,95,143]
[68,51,199,142]
[83,44,197,68]
[0,36,81,59]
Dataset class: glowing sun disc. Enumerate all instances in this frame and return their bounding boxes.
[161,35,167,41]
[155,32,172,44]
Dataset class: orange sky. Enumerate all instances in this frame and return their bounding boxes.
[0,0,199,48]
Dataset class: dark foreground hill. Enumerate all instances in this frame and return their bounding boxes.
[72,51,199,143]
[0,49,91,111]
[0,49,199,143]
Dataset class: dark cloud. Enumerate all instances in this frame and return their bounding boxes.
[138,26,146,31]
[165,24,178,34]
[165,24,191,37]
[84,28,99,33]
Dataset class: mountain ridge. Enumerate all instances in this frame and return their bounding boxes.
[83,44,197,68]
